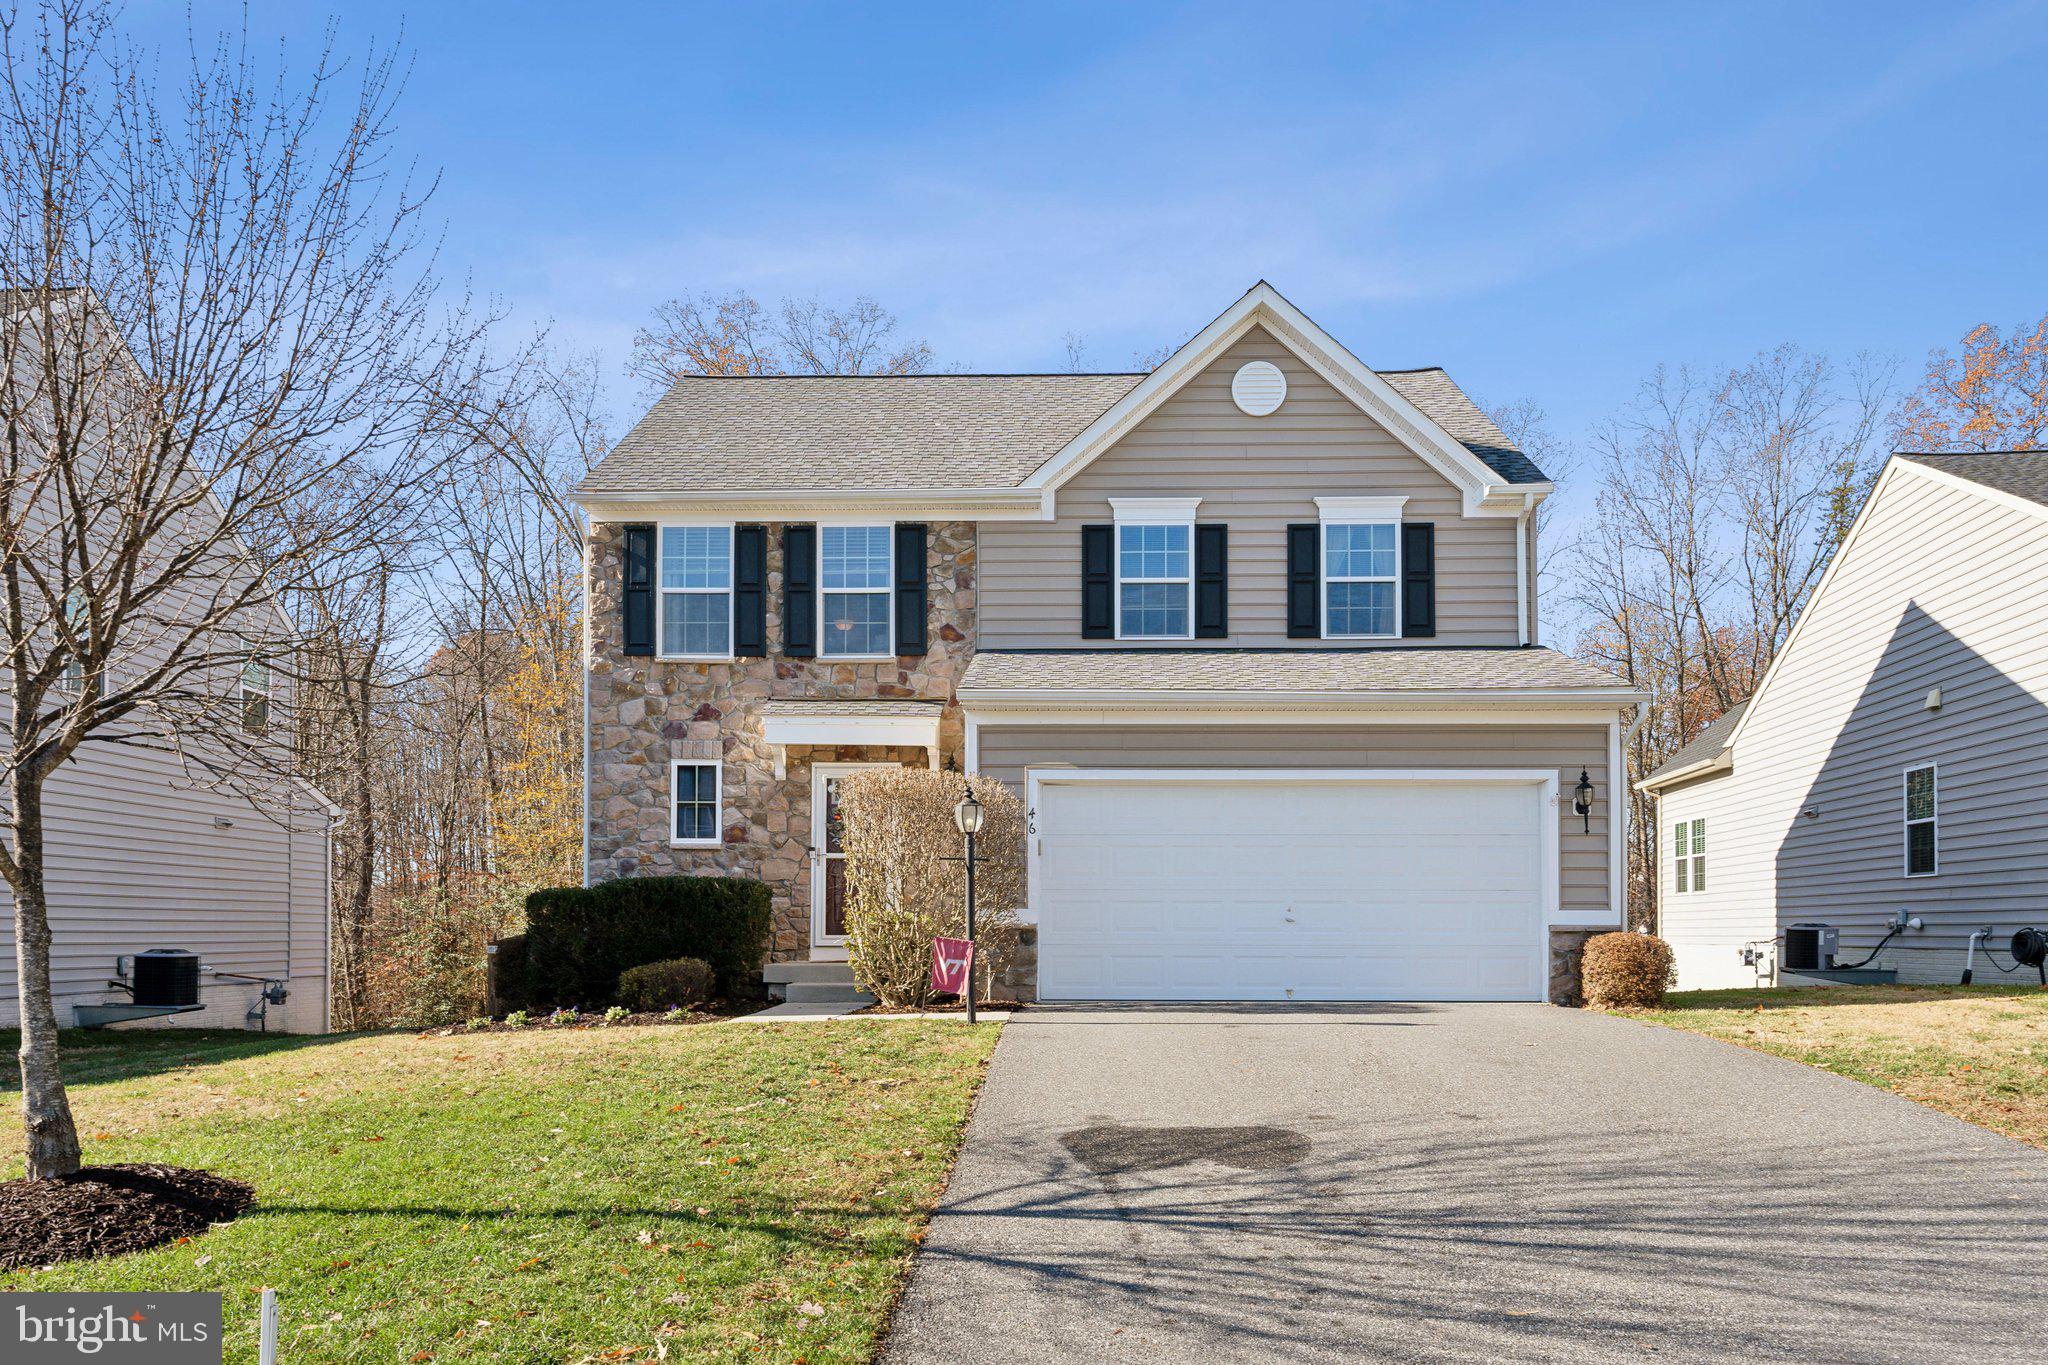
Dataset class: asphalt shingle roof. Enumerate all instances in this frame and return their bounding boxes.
[1643,701,1748,785]
[575,366,1549,497]
[1898,450,2048,510]
[959,648,1631,695]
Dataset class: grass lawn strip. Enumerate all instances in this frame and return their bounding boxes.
[1636,984,2048,1150]
[1,1019,999,1363]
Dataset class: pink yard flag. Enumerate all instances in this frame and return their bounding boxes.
[931,937,974,995]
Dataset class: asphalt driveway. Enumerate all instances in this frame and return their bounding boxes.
[883,1004,2048,1364]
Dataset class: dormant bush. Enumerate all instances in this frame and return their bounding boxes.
[838,769,1024,1007]
[1581,932,1678,1010]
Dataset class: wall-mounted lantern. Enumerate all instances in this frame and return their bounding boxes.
[1572,768,1594,834]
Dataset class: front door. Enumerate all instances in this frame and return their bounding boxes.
[810,763,894,957]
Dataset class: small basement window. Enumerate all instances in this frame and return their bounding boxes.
[1904,764,1937,876]
[1674,817,1706,893]
[672,761,723,848]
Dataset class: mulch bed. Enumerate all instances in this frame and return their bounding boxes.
[0,1163,254,1269]
[420,1002,765,1037]
[860,1000,1022,1015]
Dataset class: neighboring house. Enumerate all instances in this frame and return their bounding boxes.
[1640,450,2048,990]
[0,288,335,1034]
[574,283,1645,1003]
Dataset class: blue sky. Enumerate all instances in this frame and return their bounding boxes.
[142,2,2048,451]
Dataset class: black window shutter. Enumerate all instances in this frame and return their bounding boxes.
[782,524,816,657]
[1081,524,1114,638]
[1286,523,1320,639]
[1401,522,1436,638]
[895,523,928,656]
[733,525,767,656]
[622,524,655,656]
[1195,524,1228,638]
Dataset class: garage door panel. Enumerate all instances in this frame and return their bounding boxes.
[1034,775,1549,1002]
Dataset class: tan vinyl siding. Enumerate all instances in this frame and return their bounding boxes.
[975,723,1612,922]
[0,733,332,1034]
[1657,467,2048,987]
[978,328,1521,648]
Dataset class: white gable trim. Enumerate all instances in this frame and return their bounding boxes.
[1020,282,1547,519]
[1717,454,2043,759]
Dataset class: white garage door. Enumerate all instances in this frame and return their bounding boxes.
[1031,770,1553,1002]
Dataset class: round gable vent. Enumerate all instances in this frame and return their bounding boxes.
[1231,360,1287,416]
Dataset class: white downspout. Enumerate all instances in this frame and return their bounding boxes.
[1615,701,1650,931]
[1515,493,1535,646]
[581,532,593,890]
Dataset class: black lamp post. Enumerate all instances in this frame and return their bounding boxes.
[1573,768,1595,834]
[952,783,986,1023]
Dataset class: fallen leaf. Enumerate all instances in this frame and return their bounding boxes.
[797,1302,825,1318]
[194,1254,212,1268]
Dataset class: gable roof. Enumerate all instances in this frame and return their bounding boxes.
[572,283,1548,503]
[1896,450,2048,511]
[1701,449,2048,771]
[1638,700,1747,790]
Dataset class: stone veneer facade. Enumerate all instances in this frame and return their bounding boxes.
[585,519,978,959]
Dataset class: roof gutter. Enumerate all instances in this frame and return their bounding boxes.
[960,685,1651,709]
[1634,749,1733,794]
[575,487,1051,523]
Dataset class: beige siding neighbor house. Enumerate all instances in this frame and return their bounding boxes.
[0,288,335,1034]
[576,283,1645,1005]
[1641,451,2048,990]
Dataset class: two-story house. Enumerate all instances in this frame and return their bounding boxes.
[573,283,1643,1004]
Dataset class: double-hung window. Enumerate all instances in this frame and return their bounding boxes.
[672,761,722,847]
[820,525,893,657]
[1673,818,1706,893]
[1111,498,1198,640]
[59,588,85,690]
[1904,764,1937,876]
[660,525,733,658]
[241,658,271,736]
[1315,496,1405,639]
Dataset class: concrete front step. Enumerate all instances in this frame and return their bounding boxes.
[762,961,856,986]
[783,981,878,1006]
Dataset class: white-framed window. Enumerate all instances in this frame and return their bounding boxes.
[1316,496,1405,639]
[59,587,85,690]
[1110,497,1199,640]
[672,761,723,847]
[1673,817,1706,893]
[240,658,271,736]
[659,524,734,659]
[1904,763,1937,877]
[819,524,894,658]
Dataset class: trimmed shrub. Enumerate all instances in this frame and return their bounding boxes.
[617,957,716,1012]
[1581,931,1677,1010]
[839,769,1024,1007]
[523,875,771,1007]
[489,933,530,1014]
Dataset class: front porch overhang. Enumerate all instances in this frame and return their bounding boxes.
[758,700,945,779]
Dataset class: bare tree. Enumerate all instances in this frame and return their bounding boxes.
[0,0,473,1175]
[627,289,932,391]
[1567,347,1898,923]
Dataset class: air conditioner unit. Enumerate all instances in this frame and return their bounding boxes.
[1783,924,1837,973]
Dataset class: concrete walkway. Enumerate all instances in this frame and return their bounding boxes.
[883,1003,2048,1364]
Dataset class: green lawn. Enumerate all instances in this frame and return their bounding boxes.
[1636,985,2048,1150]
[2,1018,1000,1363]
